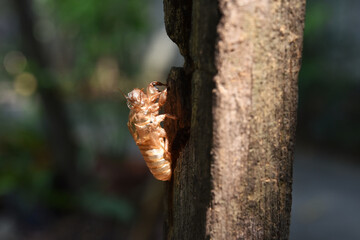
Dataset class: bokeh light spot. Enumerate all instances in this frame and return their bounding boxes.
[14,72,38,97]
[3,51,27,75]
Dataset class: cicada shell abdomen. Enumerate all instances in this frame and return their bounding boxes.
[137,144,171,181]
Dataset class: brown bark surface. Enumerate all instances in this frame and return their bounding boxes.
[164,0,306,239]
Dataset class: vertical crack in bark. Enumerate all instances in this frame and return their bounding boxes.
[163,0,193,163]
[163,1,193,239]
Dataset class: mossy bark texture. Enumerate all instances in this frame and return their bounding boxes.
[164,1,306,239]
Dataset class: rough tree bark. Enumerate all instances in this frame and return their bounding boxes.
[164,0,306,239]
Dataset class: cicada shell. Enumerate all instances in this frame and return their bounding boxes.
[125,82,175,181]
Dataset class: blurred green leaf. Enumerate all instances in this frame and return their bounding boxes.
[43,0,149,78]
[0,174,17,195]
[304,2,330,37]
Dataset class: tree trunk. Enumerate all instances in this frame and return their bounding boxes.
[164,0,306,239]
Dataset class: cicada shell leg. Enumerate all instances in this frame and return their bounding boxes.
[155,114,177,123]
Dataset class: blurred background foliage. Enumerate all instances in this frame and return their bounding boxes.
[298,0,360,154]
[0,0,359,239]
[0,0,177,238]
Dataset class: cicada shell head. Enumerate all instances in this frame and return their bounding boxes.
[126,88,146,109]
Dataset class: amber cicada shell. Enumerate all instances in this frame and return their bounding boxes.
[125,82,175,181]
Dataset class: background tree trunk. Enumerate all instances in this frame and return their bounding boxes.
[13,0,79,191]
[164,0,306,239]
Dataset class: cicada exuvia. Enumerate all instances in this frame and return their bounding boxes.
[125,82,175,181]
